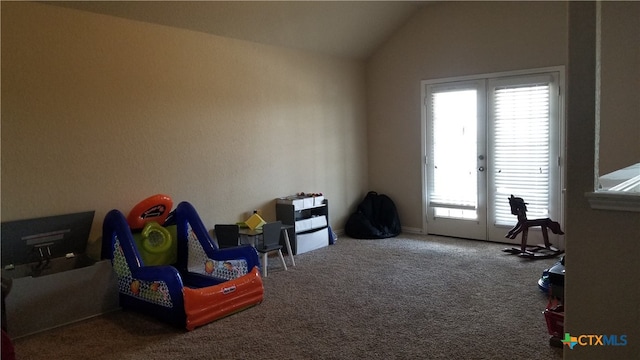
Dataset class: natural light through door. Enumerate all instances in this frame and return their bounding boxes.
[425,80,487,240]
[431,89,478,219]
[491,82,552,226]
[423,68,564,244]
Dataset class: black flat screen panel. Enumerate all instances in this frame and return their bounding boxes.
[1,211,95,268]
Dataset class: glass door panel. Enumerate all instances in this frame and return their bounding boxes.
[426,80,487,240]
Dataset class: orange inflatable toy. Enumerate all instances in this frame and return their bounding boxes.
[102,200,263,330]
[126,194,173,230]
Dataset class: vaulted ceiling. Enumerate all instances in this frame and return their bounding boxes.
[45,1,427,60]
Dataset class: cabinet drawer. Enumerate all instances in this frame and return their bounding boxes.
[310,215,327,229]
[295,215,327,233]
[303,197,314,209]
[296,227,329,255]
[295,218,313,233]
[277,197,305,211]
[277,196,325,211]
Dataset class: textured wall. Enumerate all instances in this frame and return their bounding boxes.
[1,2,369,257]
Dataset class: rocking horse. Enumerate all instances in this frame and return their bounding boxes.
[502,195,564,259]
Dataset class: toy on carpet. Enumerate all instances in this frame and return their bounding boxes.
[538,256,565,294]
[540,256,565,347]
[502,195,564,259]
[102,194,264,330]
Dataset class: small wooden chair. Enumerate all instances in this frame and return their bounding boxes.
[503,195,564,259]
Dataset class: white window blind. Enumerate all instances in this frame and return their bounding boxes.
[492,83,551,225]
[429,89,478,210]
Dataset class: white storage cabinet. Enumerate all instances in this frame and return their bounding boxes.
[276,196,329,255]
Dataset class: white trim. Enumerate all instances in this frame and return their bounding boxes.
[586,191,640,212]
[422,66,565,86]
[420,80,429,236]
[401,226,424,235]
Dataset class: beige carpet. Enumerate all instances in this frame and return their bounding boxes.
[12,234,564,359]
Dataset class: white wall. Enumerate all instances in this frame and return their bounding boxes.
[1,2,369,258]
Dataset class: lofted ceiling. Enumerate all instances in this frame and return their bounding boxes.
[44,1,427,60]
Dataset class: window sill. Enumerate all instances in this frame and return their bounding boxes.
[586,191,640,212]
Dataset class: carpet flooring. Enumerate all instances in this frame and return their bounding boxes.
[11,234,564,359]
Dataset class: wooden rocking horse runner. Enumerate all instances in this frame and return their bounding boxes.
[502,195,565,259]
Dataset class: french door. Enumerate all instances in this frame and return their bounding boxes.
[422,68,564,244]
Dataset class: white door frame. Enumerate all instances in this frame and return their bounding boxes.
[421,66,566,246]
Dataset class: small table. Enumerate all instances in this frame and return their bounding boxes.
[239,225,296,267]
